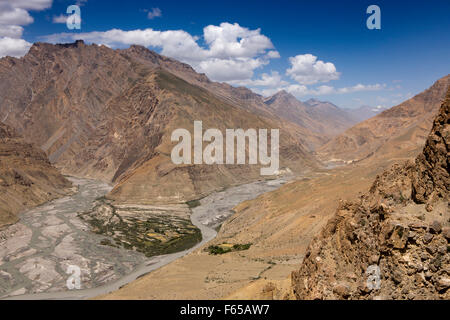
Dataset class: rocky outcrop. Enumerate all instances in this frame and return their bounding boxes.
[0,122,72,228]
[411,96,449,203]
[291,88,450,300]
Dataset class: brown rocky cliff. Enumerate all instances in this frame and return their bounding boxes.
[291,88,450,300]
[411,95,449,203]
[0,122,72,228]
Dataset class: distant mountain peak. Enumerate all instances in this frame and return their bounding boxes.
[264,90,298,105]
[275,89,290,96]
[303,98,340,111]
[304,98,321,105]
[318,74,450,163]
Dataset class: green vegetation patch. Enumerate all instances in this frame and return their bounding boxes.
[79,202,202,257]
[206,243,252,255]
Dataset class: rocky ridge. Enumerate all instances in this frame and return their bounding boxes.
[291,88,450,299]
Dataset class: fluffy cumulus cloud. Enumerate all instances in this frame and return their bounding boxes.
[229,71,288,88]
[257,84,309,97]
[0,0,52,10]
[0,37,32,57]
[0,0,53,57]
[197,58,267,82]
[42,22,279,83]
[202,23,274,59]
[0,3,33,27]
[286,54,340,85]
[0,25,24,38]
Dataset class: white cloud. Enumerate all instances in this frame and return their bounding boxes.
[52,14,67,24]
[336,83,385,94]
[0,3,34,26]
[203,23,273,59]
[41,22,278,83]
[0,0,53,11]
[0,37,32,57]
[266,50,280,59]
[0,25,24,38]
[229,71,288,87]
[43,28,205,61]
[52,13,81,25]
[310,85,335,95]
[147,8,162,19]
[197,58,267,82]
[0,0,52,57]
[286,54,340,85]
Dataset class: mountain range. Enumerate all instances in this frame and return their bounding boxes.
[99,74,449,300]
[318,75,450,164]
[0,40,393,208]
[0,40,319,206]
[0,40,448,300]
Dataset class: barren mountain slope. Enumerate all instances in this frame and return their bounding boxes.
[101,84,450,300]
[0,122,72,228]
[0,41,318,204]
[105,69,317,204]
[0,40,152,181]
[264,93,358,148]
[291,88,450,300]
[98,148,398,300]
[318,74,450,164]
[121,45,337,151]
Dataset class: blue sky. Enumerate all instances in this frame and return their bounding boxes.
[0,0,449,109]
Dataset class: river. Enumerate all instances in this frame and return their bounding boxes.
[0,176,287,300]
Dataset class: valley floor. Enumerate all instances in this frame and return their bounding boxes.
[0,177,147,298]
[98,156,408,300]
[0,151,418,300]
[0,176,287,299]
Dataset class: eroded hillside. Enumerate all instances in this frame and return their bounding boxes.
[0,41,318,205]
[0,122,72,228]
[291,88,450,300]
[318,75,450,165]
